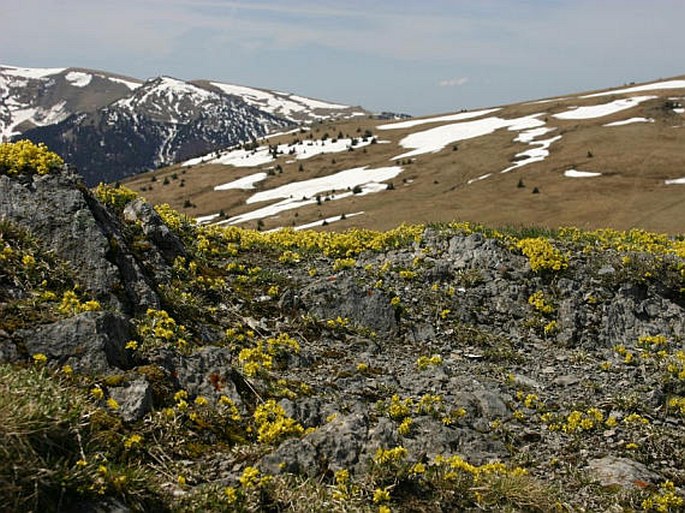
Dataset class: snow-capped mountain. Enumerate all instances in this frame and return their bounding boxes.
[2,65,369,185]
[196,80,366,122]
[0,65,141,141]
[23,76,294,185]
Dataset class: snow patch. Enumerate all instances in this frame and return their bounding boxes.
[214,172,268,191]
[195,213,221,224]
[393,114,545,160]
[182,137,377,168]
[65,71,92,87]
[377,108,501,130]
[106,76,142,90]
[499,135,562,174]
[515,127,556,143]
[210,81,349,118]
[564,169,602,178]
[215,166,401,226]
[553,96,656,120]
[287,94,349,110]
[583,80,685,98]
[603,117,654,127]
[2,65,66,79]
[247,166,402,205]
[664,177,685,185]
[467,173,492,185]
[1,100,69,139]
[293,211,365,231]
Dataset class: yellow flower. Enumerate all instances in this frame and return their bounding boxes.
[123,434,143,449]
[22,254,36,268]
[90,386,104,400]
[194,395,209,406]
[106,397,120,410]
[373,487,391,503]
[32,353,47,365]
[224,486,238,503]
[61,364,73,376]
[177,475,187,487]
[410,462,426,475]
[239,466,261,489]
[125,340,138,350]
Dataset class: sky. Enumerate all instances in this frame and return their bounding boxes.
[2,0,685,115]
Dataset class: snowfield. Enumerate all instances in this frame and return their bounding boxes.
[393,114,546,160]
[553,96,655,120]
[664,177,685,185]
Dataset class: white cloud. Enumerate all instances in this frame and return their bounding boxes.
[438,77,469,87]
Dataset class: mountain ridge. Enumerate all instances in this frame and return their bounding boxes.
[1,64,371,185]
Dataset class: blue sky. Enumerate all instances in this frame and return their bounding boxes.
[3,0,685,115]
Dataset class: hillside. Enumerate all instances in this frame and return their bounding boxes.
[1,65,368,185]
[1,143,685,511]
[123,75,685,234]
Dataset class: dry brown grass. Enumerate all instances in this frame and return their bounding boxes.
[123,77,685,234]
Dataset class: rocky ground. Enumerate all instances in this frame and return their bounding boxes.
[1,161,685,512]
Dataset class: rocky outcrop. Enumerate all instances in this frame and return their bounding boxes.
[16,311,132,373]
[2,167,685,511]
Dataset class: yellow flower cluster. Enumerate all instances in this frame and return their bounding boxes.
[559,226,685,257]
[0,140,63,176]
[373,446,408,465]
[416,354,443,371]
[94,183,140,212]
[237,333,300,377]
[516,237,568,272]
[642,480,684,512]
[135,308,188,351]
[434,454,526,484]
[542,407,604,433]
[253,400,305,444]
[57,290,102,316]
[527,291,555,314]
[667,397,685,417]
[332,257,356,271]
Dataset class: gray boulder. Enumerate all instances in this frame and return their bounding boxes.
[301,277,398,335]
[16,311,133,373]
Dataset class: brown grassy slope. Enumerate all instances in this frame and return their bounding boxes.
[122,77,685,234]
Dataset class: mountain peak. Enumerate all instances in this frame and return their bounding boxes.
[2,64,370,184]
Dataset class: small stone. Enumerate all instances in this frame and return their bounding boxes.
[587,456,660,488]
